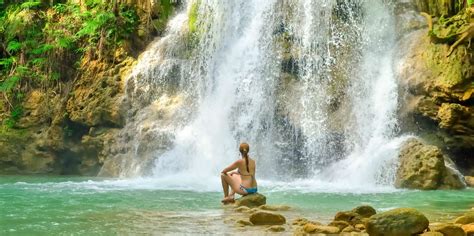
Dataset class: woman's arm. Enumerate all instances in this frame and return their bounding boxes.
[221,160,240,175]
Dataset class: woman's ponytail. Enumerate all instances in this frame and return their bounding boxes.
[239,143,250,173]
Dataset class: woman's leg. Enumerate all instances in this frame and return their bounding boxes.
[221,174,246,202]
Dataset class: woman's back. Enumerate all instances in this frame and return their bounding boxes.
[238,158,257,188]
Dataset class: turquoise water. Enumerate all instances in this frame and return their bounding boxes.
[1,176,473,235]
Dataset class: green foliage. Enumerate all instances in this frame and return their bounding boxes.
[0,76,20,92]
[3,105,22,128]
[0,1,142,125]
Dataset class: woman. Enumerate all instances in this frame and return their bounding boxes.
[220,142,258,204]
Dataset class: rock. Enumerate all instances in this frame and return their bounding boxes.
[303,223,340,234]
[420,232,444,236]
[234,206,250,212]
[292,217,316,226]
[366,208,429,236]
[455,212,474,225]
[266,225,285,232]
[396,26,474,175]
[430,223,465,236]
[395,138,465,190]
[342,225,358,232]
[258,204,290,211]
[236,219,253,226]
[355,223,366,231]
[329,220,351,231]
[234,193,266,208]
[353,205,377,218]
[249,210,286,225]
[465,176,474,187]
[461,224,474,234]
[340,233,369,236]
[334,211,364,226]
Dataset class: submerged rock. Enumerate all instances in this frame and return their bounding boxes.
[395,138,465,190]
[234,193,266,208]
[249,210,286,225]
[258,204,290,211]
[366,208,429,236]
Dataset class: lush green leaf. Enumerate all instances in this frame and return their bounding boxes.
[0,76,20,92]
[31,44,54,55]
[20,1,41,10]
[6,40,21,53]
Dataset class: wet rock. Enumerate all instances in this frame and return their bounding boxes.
[355,223,366,231]
[266,225,285,232]
[366,208,429,236]
[352,205,377,218]
[420,232,444,236]
[258,204,290,211]
[292,217,317,226]
[236,219,253,226]
[249,210,286,225]
[342,225,357,232]
[234,193,266,208]
[455,212,474,224]
[334,211,364,226]
[461,224,474,234]
[303,223,340,234]
[329,220,351,231]
[234,206,250,212]
[395,138,465,190]
[429,223,465,236]
[396,25,474,174]
[464,176,474,187]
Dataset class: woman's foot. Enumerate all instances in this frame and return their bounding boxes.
[221,196,235,204]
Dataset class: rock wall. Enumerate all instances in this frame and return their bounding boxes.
[0,0,178,175]
[396,6,474,175]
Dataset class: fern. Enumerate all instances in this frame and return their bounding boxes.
[20,0,41,10]
[0,76,20,92]
[6,40,21,53]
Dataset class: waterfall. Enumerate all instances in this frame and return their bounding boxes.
[108,0,407,190]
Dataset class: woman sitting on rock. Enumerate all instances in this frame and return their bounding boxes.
[220,142,258,204]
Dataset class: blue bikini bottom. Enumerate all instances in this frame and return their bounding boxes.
[240,185,258,194]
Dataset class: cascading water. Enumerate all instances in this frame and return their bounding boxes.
[109,0,410,191]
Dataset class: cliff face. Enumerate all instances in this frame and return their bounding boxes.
[397,7,474,175]
[0,0,178,175]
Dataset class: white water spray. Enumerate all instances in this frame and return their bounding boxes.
[110,0,409,191]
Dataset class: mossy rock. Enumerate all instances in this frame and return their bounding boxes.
[249,210,286,225]
[234,193,266,208]
[366,208,429,236]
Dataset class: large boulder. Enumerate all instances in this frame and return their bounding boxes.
[366,208,429,236]
[234,193,266,208]
[249,210,286,225]
[395,138,465,190]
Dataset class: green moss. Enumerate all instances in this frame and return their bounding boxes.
[425,42,466,88]
[188,0,200,36]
